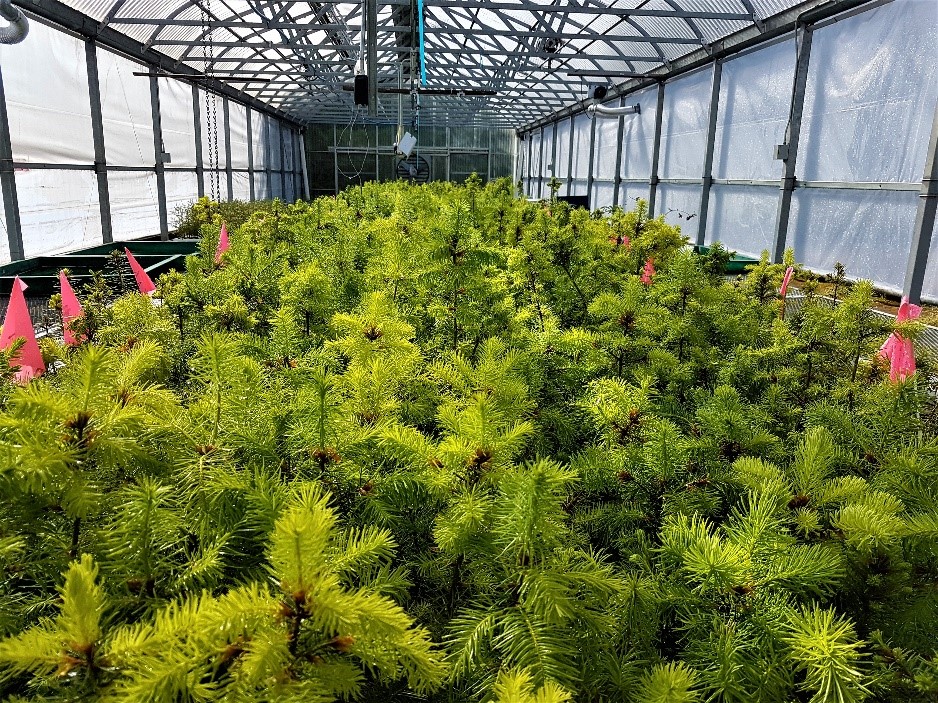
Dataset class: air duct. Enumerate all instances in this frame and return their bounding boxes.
[0,0,28,45]
[587,103,640,118]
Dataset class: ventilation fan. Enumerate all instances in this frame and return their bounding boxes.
[396,154,430,183]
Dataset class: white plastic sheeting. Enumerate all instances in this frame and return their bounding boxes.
[108,171,160,242]
[620,87,659,180]
[657,184,701,242]
[798,0,938,183]
[229,101,249,170]
[620,183,650,211]
[253,173,270,201]
[924,218,938,303]
[713,39,795,181]
[233,172,251,201]
[706,185,778,257]
[790,188,918,293]
[571,114,591,180]
[159,78,196,169]
[18,170,101,256]
[165,172,199,226]
[593,110,619,181]
[0,196,8,263]
[268,117,282,171]
[659,68,712,179]
[592,182,615,210]
[554,119,570,183]
[99,49,154,167]
[1,21,94,165]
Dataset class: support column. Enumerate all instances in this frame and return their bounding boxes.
[586,112,597,208]
[903,101,938,303]
[85,41,113,244]
[279,122,287,199]
[149,75,169,240]
[613,96,625,208]
[333,123,339,195]
[697,60,723,247]
[525,130,532,195]
[300,128,311,200]
[366,0,378,116]
[0,65,23,261]
[222,97,233,201]
[538,126,545,197]
[550,121,558,188]
[192,84,204,198]
[265,115,273,197]
[772,25,814,263]
[246,108,255,201]
[566,116,575,194]
[648,82,665,216]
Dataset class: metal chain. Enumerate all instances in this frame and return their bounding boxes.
[201,0,220,201]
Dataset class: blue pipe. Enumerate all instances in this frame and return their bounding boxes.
[417,0,427,85]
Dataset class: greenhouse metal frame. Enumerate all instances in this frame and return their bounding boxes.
[0,0,935,300]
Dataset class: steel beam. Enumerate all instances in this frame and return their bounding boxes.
[223,96,234,201]
[613,95,626,208]
[903,99,938,303]
[771,25,814,263]
[366,0,378,116]
[85,40,113,245]
[566,116,575,194]
[149,75,169,240]
[0,64,23,261]
[192,83,204,197]
[587,111,597,207]
[697,60,722,247]
[300,128,310,200]
[247,107,255,200]
[648,82,665,216]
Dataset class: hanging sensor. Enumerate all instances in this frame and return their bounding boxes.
[354,74,369,106]
[395,132,417,158]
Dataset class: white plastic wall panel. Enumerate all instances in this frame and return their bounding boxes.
[251,109,268,170]
[593,112,619,181]
[270,169,283,200]
[657,184,701,241]
[621,183,650,210]
[592,182,615,210]
[621,87,659,179]
[98,49,154,167]
[555,119,570,180]
[659,68,713,179]
[571,114,591,179]
[253,172,270,200]
[706,185,778,257]
[0,194,8,263]
[17,170,101,256]
[108,171,160,241]
[164,172,199,222]
[714,39,796,180]
[233,172,251,201]
[228,101,249,170]
[283,127,295,173]
[798,0,938,183]
[1,21,94,164]
[569,179,589,197]
[204,171,227,201]
[789,188,918,293]
[923,218,938,303]
[199,89,228,170]
[268,117,282,171]
[530,130,542,197]
[160,79,197,169]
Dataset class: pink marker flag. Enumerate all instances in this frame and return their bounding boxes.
[59,271,83,346]
[779,266,795,298]
[215,222,230,264]
[0,277,45,383]
[125,248,156,295]
[640,257,655,285]
[879,296,921,382]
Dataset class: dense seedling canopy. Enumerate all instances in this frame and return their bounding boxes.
[0,181,936,702]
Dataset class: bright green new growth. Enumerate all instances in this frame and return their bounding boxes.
[0,180,935,703]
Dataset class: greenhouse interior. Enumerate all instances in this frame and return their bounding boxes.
[0,0,936,701]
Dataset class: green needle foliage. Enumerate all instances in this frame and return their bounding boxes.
[0,180,935,703]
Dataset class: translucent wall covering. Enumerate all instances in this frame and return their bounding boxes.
[925,219,938,302]
[0,17,303,263]
[569,114,591,196]
[522,0,938,301]
[555,118,571,185]
[707,38,796,256]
